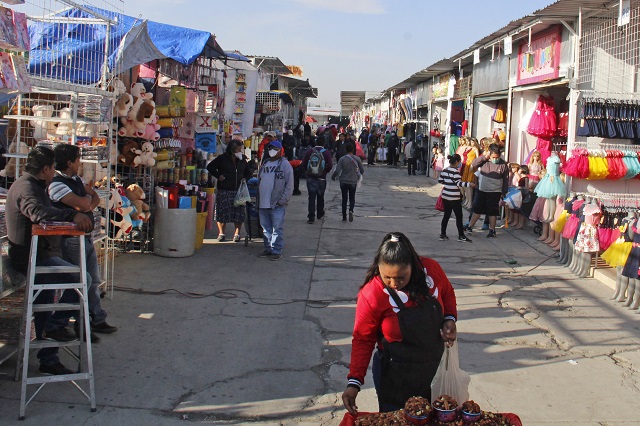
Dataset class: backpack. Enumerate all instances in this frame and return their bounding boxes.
[307,148,326,177]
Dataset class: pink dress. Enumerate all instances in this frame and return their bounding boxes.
[434,155,445,172]
[574,204,602,253]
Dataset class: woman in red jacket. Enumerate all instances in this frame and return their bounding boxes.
[342,232,458,414]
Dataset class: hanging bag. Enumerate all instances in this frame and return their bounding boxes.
[233,178,251,207]
[430,344,471,404]
[435,193,445,212]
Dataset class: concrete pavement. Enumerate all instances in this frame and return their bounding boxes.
[1,163,639,425]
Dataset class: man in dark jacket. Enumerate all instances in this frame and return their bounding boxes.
[6,146,92,375]
[301,139,333,224]
[387,131,400,166]
[367,130,378,165]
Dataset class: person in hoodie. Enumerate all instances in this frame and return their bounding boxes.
[257,140,294,261]
[301,135,333,224]
[332,142,364,222]
[463,143,509,238]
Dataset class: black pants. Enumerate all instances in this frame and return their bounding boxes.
[406,158,416,175]
[367,145,376,165]
[306,177,326,220]
[441,198,465,237]
[340,182,356,217]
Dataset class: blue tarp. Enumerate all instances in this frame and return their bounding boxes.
[29,5,225,85]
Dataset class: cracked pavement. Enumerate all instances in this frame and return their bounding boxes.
[1,164,639,425]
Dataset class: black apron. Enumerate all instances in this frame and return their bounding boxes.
[377,288,444,407]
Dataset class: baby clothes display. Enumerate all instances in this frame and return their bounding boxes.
[561,198,586,240]
[621,218,640,279]
[574,203,603,253]
[534,154,566,198]
[602,218,635,268]
[563,147,640,180]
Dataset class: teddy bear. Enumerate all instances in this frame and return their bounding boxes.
[118,117,138,138]
[125,183,151,222]
[136,114,160,141]
[132,99,156,132]
[0,140,29,177]
[30,104,57,141]
[55,107,73,136]
[117,140,141,167]
[114,92,133,118]
[108,187,133,239]
[133,141,157,167]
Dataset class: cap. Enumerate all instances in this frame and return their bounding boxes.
[268,140,282,149]
[265,131,276,137]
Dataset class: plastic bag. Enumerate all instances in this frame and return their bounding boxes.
[435,193,445,212]
[430,344,470,404]
[504,187,523,209]
[233,179,251,207]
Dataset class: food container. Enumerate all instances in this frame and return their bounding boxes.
[434,407,458,422]
[460,410,482,423]
[404,410,430,425]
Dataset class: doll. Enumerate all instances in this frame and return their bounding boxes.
[527,150,543,190]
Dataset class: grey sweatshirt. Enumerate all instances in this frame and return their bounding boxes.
[332,154,364,185]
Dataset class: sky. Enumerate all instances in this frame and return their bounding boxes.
[124,0,555,109]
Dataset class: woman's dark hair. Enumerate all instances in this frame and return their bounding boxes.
[25,146,55,175]
[447,154,461,164]
[225,139,243,156]
[54,144,80,171]
[361,232,432,303]
[345,142,355,154]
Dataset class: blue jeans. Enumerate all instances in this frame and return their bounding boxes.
[372,350,403,413]
[259,206,286,255]
[61,235,107,325]
[34,256,81,365]
[306,177,326,221]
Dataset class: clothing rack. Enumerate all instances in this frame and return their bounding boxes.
[579,90,640,101]
[573,191,640,208]
[571,141,640,152]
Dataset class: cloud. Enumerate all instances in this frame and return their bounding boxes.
[291,0,385,14]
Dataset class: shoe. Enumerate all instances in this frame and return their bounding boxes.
[233,234,241,243]
[39,362,73,376]
[438,235,449,241]
[43,327,77,342]
[463,225,473,233]
[481,224,490,230]
[258,250,272,258]
[91,321,118,334]
[349,211,354,222]
[270,254,283,261]
[73,322,100,343]
[217,234,226,242]
[307,219,314,224]
[487,230,497,238]
[342,216,347,222]
[457,236,473,243]
[292,189,302,195]
[317,213,325,221]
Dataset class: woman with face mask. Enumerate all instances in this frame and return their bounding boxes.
[207,139,254,242]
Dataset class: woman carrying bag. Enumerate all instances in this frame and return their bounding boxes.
[207,139,253,242]
[332,142,364,222]
[342,232,458,414]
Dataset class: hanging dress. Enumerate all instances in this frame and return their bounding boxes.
[561,198,585,240]
[534,154,566,199]
[574,204,603,253]
[602,220,635,268]
[621,219,640,279]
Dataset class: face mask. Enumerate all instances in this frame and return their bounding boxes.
[268,149,278,158]
[235,152,243,159]
[490,158,500,164]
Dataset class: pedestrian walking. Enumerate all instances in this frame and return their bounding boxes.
[341,232,458,413]
[301,137,333,224]
[332,142,364,222]
[404,138,417,175]
[257,140,294,261]
[438,154,475,242]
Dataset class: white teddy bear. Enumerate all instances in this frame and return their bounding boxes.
[55,107,73,136]
[133,141,157,167]
[30,105,56,141]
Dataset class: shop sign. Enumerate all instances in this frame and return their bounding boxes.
[516,25,561,85]
[431,73,450,100]
[473,49,480,65]
[504,36,512,55]
[619,0,631,26]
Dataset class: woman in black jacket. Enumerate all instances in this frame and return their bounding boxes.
[207,139,253,242]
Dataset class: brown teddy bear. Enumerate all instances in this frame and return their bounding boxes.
[117,140,140,167]
[125,183,150,222]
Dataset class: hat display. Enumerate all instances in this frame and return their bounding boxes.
[268,140,282,149]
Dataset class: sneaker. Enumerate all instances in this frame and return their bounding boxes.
[317,213,325,221]
[270,254,283,261]
[307,219,314,224]
[91,321,118,334]
[258,250,272,258]
[43,327,77,342]
[342,216,347,222]
[487,230,497,238]
[73,323,100,343]
[292,189,302,196]
[438,235,449,241]
[233,234,241,243]
[457,236,473,243]
[217,234,226,242]
[39,362,73,376]
[481,223,490,230]
[463,225,473,233]
[349,211,354,222]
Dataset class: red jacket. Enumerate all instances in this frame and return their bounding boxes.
[348,257,457,386]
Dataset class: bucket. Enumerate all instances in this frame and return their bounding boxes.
[195,212,208,249]
[154,207,196,257]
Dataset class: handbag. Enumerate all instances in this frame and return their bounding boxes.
[233,179,251,207]
[435,193,445,212]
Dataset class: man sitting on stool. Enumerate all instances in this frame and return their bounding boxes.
[5,146,93,375]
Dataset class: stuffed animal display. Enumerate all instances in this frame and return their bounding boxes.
[0,140,29,177]
[30,105,56,141]
[125,183,151,222]
[133,141,157,167]
[108,186,133,239]
[117,140,140,167]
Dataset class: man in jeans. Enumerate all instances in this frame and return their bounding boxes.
[49,144,118,340]
[301,137,333,224]
[257,140,294,261]
[5,146,93,375]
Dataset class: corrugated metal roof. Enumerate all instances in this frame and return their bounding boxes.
[385,0,619,92]
[247,56,292,75]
